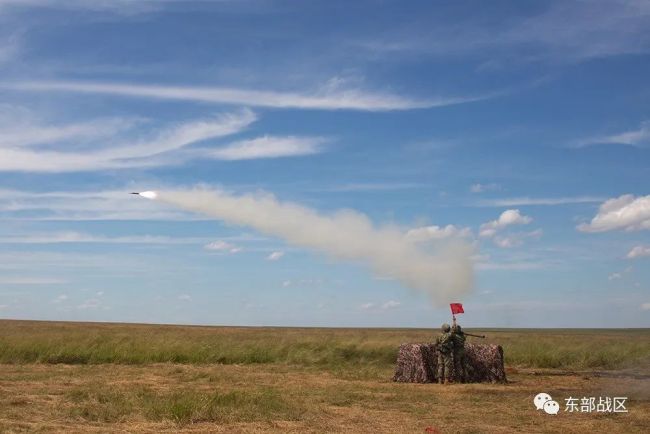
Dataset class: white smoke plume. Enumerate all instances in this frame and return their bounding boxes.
[144,188,474,305]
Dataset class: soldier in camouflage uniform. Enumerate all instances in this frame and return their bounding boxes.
[451,324,468,383]
[435,323,454,384]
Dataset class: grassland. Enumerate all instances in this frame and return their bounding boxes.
[0,320,648,433]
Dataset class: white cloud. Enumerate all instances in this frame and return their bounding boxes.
[52,294,68,303]
[204,240,241,254]
[641,303,650,311]
[493,229,543,249]
[470,183,500,193]
[360,300,401,310]
[479,209,532,238]
[77,298,100,309]
[0,109,256,172]
[6,80,484,112]
[475,196,605,207]
[576,121,650,147]
[608,266,633,281]
[608,272,622,281]
[627,245,650,259]
[578,194,650,232]
[492,237,518,249]
[266,251,284,261]
[178,294,192,301]
[405,225,472,242]
[208,135,325,160]
[381,300,401,310]
[0,115,137,148]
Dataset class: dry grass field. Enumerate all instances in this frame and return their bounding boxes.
[0,320,648,433]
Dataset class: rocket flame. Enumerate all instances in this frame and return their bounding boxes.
[139,191,158,199]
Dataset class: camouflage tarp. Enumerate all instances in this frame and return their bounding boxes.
[392,343,437,383]
[393,342,506,384]
[463,343,506,383]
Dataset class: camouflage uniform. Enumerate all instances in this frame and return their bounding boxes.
[435,323,454,384]
[451,324,468,383]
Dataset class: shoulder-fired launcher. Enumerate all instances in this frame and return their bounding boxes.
[463,332,486,338]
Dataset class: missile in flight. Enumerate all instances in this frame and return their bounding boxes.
[129,191,158,199]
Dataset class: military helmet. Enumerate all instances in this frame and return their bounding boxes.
[455,325,462,332]
[441,323,451,332]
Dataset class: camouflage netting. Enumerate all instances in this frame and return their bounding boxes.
[393,342,507,383]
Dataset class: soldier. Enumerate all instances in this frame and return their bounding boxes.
[451,324,468,383]
[435,323,454,384]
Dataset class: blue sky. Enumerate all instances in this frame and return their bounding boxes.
[0,0,648,328]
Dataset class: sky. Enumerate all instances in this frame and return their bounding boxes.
[0,0,649,328]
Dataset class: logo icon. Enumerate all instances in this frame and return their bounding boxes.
[534,393,559,415]
[543,400,560,415]
[534,392,552,410]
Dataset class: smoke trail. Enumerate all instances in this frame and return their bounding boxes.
[148,188,473,305]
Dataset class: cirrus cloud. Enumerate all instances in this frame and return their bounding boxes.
[208,135,326,160]
[576,121,650,148]
[4,80,484,112]
[0,109,256,172]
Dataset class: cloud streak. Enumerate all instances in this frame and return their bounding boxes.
[5,80,487,112]
[470,183,500,193]
[575,121,650,147]
[0,115,137,148]
[0,109,257,172]
[208,135,325,160]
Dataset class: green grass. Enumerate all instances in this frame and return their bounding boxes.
[0,320,648,371]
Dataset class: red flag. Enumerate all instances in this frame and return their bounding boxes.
[450,303,464,314]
